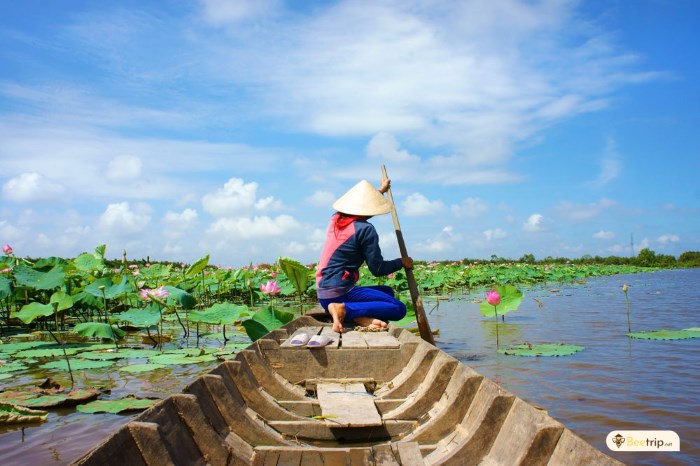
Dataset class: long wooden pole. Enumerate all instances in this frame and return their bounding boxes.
[381,165,435,345]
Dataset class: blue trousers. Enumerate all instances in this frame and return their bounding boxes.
[319,286,407,323]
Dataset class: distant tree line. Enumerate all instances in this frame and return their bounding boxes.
[470,249,700,268]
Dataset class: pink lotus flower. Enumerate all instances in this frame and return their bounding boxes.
[140,286,169,301]
[1,268,11,273]
[3,244,12,255]
[486,290,501,306]
[270,272,277,278]
[260,280,281,296]
[388,273,394,279]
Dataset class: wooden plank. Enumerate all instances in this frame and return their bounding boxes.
[396,442,425,466]
[279,326,322,348]
[316,383,382,427]
[362,332,401,349]
[339,330,368,349]
[372,444,400,465]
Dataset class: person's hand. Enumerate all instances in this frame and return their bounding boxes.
[401,256,413,270]
[379,178,391,194]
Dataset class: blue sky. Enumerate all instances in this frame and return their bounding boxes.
[1,0,698,267]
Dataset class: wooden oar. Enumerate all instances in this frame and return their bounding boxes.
[381,165,435,345]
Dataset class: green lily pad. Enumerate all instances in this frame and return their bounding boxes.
[13,265,65,291]
[73,322,126,340]
[499,343,585,357]
[0,362,28,373]
[148,353,216,366]
[119,363,167,373]
[40,359,114,371]
[0,374,11,381]
[78,348,153,360]
[480,285,523,317]
[14,347,81,358]
[77,397,158,414]
[16,302,55,324]
[190,302,249,325]
[0,341,53,353]
[0,388,100,408]
[0,403,48,425]
[628,328,700,340]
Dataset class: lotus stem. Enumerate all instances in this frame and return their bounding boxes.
[493,305,499,348]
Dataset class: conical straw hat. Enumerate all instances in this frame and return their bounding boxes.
[332,180,392,216]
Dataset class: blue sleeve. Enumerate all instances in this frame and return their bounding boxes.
[356,223,403,277]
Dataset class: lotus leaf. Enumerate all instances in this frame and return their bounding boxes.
[163,286,197,309]
[189,302,249,325]
[13,264,65,290]
[84,276,131,299]
[480,285,524,317]
[116,304,162,327]
[148,353,215,365]
[16,302,55,324]
[40,359,114,371]
[49,290,73,311]
[119,363,167,373]
[21,389,101,408]
[73,322,125,340]
[628,328,700,340]
[241,306,294,342]
[77,396,157,414]
[73,252,106,272]
[186,254,209,276]
[78,348,152,360]
[279,256,310,295]
[0,403,48,425]
[0,362,28,373]
[0,276,12,300]
[498,343,585,357]
[0,341,53,353]
[14,347,80,358]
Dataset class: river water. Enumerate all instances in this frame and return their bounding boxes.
[435,268,699,466]
[0,269,697,465]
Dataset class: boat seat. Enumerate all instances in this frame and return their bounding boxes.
[316,382,382,427]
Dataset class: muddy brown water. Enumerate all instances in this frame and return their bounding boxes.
[0,269,698,465]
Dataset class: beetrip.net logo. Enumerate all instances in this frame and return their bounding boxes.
[606,431,680,452]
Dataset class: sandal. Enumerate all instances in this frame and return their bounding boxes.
[307,335,333,348]
[289,333,311,347]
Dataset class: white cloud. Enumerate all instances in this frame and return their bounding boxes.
[657,234,680,244]
[483,228,508,241]
[2,172,66,202]
[522,214,543,232]
[402,193,445,216]
[200,0,281,25]
[366,132,420,163]
[106,155,143,181]
[0,220,23,242]
[307,190,336,208]
[163,208,198,228]
[202,178,273,217]
[594,230,615,240]
[588,137,622,188]
[451,198,488,218]
[97,202,152,235]
[554,198,617,221]
[206,214,299,240]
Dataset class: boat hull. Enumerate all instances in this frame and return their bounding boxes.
[72,313,622,465]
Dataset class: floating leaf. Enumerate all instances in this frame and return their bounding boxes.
[77,396,157,414]
[73,322,125,341]
[119,363,167,373]
[148,353,215,365]
[40,359,114,371]
[22,389,101,408]
[279,257,310,295]
[0,403,48,425]
[628,328,700,340]
[498,343,585,357]
[14,347,80,358]
[0,362,28,373]
[78,348,153,360]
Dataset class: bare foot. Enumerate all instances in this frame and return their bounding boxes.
[353,317,388,330]
[328,303,346,333]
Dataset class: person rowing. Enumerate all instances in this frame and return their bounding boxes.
[315,178,413,333]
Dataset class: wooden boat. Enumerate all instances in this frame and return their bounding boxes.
[72,313,622,465]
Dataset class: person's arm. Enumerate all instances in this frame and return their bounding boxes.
[357,224,402,277]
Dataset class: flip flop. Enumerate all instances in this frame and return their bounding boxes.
[307,335,333,348]
[289,333,311,347]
